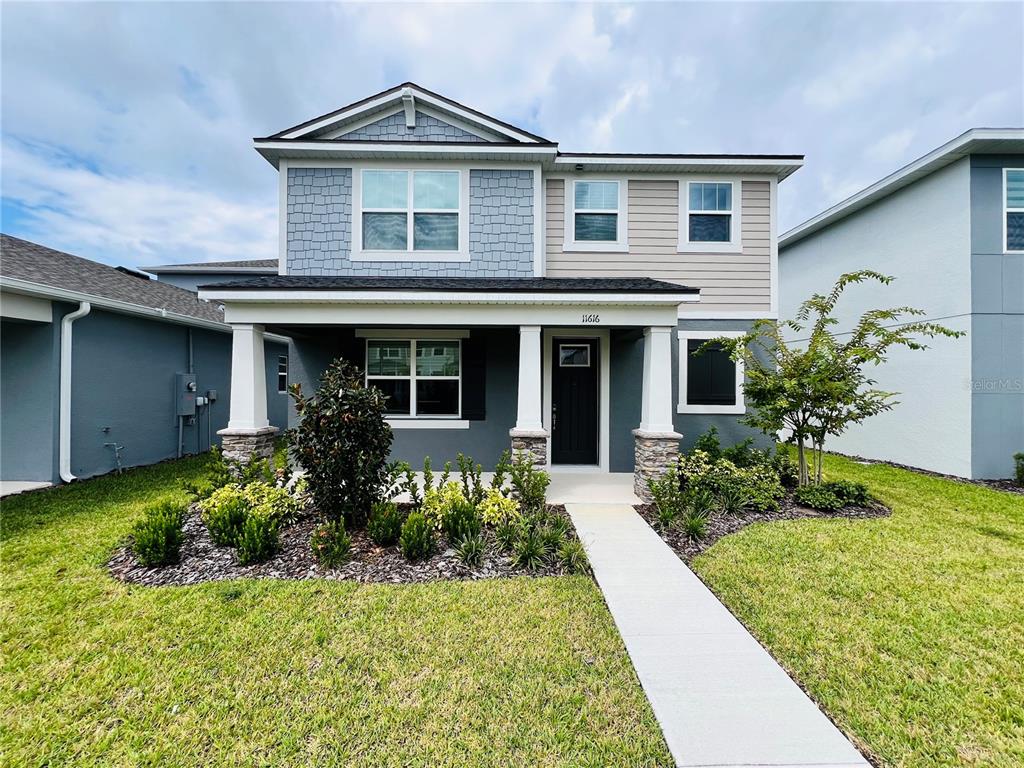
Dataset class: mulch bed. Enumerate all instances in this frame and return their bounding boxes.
[636,496,891,562]
[109,504,577,587]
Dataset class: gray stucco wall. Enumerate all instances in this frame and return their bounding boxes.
[970,154,1024,478]
[341,110,487,142]
[285,168,535,277]
[149,272,275,292]
[1,317,58,481]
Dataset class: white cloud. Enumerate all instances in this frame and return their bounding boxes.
[864,128,916,165]
[588,82,649,149]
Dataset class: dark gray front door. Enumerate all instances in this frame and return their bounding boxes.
[551,338,598,465]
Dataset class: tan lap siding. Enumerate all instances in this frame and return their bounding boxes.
[545,178,772,313]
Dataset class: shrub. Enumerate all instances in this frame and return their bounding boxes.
[557,538,588,574]
[442,498,482,544]
[509,453,550,515]
[491,450,512,492]
[399,512,435,561]
[422,482,468,530]
[688,486,719,517]
[681,508,710,541]
[367,501,404,546]
[1014,452,1023,485]
[647,466,686,529]
[199,484,249,546]
[310,518,351,567]
[494,519,518,552]
[825,479,871,507]
[132,501,186,566]
[678,450,784,512]
[456,533,486,567]
[512,527,549,571]
[477,487,519,525]
[537,524,564,554]
[793,484,843,511]
[243,481,301,526]
[288,358,393,528]
[718,483,749,515]
[236,510,279,565]
[457,453,487,506]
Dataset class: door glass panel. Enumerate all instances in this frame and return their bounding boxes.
[559,344,591,367]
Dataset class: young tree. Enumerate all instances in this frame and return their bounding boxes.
[708,271,964,486]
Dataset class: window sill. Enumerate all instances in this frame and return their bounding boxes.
[386,419,469,430]
[351,250,471,263]
[562,242,629,253]
[677,242,743,254]
[677,404,745,415]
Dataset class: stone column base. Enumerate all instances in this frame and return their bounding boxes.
[633,429,682,501]
[217,426,280,464]
[509,429,549,468]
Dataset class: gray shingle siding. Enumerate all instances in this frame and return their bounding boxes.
[286,168,535,277]
[341,111,487,142]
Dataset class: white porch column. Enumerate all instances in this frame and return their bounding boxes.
[634,326,682,499]
[509,324,548,465]
[218,323,277,462]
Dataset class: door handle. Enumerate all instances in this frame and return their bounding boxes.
[552,404,557,429]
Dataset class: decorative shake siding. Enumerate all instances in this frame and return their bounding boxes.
[340,111,487,142]
[545,178,773,313]
[286,168,534,277]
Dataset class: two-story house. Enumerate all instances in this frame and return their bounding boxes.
[197,83,803,494]
[780,129,1023,480]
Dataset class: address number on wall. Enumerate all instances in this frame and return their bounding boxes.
[581,313,601,323]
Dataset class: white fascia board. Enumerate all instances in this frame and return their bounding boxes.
[780,128,1024,248]
[0,276,231,333]
[143,266,277,274]
[255,140,557,157]
[198,288,698,306]
[554,156,804,172]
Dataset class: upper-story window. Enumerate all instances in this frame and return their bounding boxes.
[564,179,628,252]
[356,169,468,261]
[1005,169,1024,252]
[680,179,741,253]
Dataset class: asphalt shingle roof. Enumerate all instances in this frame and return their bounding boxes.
[145,258,279,271]
[199,276,698,294]
[1,234,226,325]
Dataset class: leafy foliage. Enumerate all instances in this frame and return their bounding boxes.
[132,501,186,566]
[399,511,435,561]
[443,498,482,544]
[457,452,486,506]
[825,479,871,507]
[512,527,550,571]
[494,519,518,552]
[242,481,301,526]
[367,501,405,546]
[477,487,520,525]
[557,539,589,574]
[709,271,963,486]
[422,482,468,530]
[793,484,844,511]
[287,358,393,527]
[455,533,486,568]
[680,508,710,541]
[1015,452,1024,485]
[679,450,784,512]
[718,483,750,515]
[509,453,550,515]
[310,518,352,567]
[647,466,686,529]
[198,484,250,546]
[235,510,279,565]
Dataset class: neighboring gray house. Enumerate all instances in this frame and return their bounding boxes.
[0,235,289,492]
[192,83,803,495]
[779,129,1023,479]
[143,259,278,292]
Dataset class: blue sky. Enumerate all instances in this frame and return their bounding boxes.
[2,1,1021,268]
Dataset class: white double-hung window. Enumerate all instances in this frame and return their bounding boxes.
[680,180,741,252]
[356,169,468,261]
[1005,168,1024,252]
[565,179,628,251]
[365,339,462,418]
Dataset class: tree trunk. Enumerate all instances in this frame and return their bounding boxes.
[796,438,810,486]
[815,442,824,485]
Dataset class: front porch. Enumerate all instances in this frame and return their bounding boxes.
[198,277,699,497]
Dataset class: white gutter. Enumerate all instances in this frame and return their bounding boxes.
[59,301,91,483]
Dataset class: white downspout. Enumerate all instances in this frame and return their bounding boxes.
[59,301,91,483]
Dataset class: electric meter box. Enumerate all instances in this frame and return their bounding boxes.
[176,373,197,416]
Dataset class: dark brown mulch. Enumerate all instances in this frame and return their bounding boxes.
[108,504,577,587]
[636,496,891,562]
[833,452,1024,496]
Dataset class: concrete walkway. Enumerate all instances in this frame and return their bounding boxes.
[567,502,868,768]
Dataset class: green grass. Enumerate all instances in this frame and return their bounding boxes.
[1,457,671,767]
[693,453,1024,767]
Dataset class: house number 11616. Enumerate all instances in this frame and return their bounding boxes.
[581,313,600,323]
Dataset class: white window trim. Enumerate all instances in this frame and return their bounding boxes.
[678,177,742,254]
[1004,167,1024,254]
[563,178,629,253]
[365,337,463,419]
[677,330,745,415]
[276,355,288,394]
[352,167,471,263]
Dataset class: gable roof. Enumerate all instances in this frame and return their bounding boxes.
[143,258,278,274]
[265,82,551,144]
[781,128,1024,249]
[0,234,226,327]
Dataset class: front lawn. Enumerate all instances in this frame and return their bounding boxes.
[1,457,671,767]
[694,453,1024,767]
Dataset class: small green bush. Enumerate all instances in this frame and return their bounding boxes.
[456,452,487,506]
[199,484,249,546]
[422,482,468,530]
[825,479,871,507]
[718,483,749,515]
[688,486,719,517]
[679,449,784,512]
[132,501,186,566]
[367,501,404,546]
[310,518,351,567]
[1013,452,1023,485]
[494,519,518,552]
[509,453,550,515]
[455,533,486,567]
[243,481,301,526]
[399,511,435,561]
[557,539,588,574]
[794,484,844,511]
[236,511,279,565]
[537,524,564,554]
[442,498,481,544]
[477,487,520,525]
[681,508,710,541]
[512,527,550,571]
[648,466,686,529]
